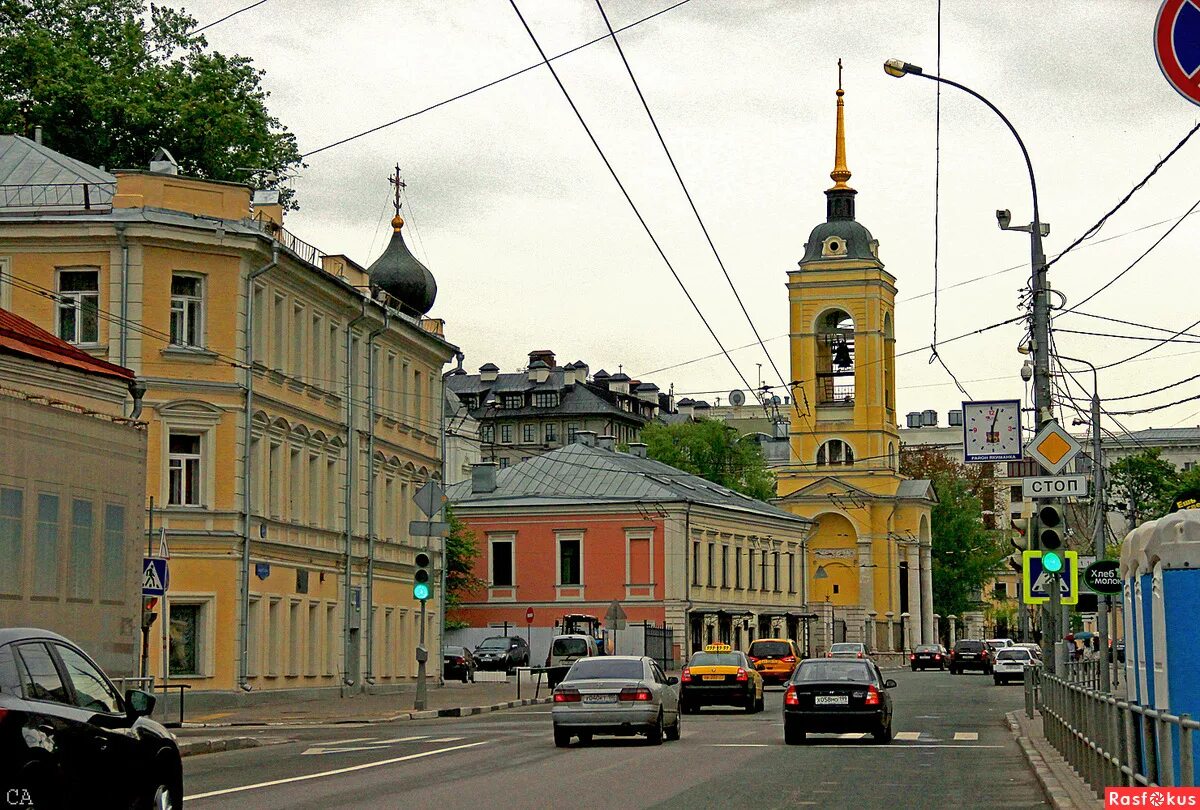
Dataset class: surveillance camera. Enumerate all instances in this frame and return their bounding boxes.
[996,209,1012,230]
[1020,360,1033,382]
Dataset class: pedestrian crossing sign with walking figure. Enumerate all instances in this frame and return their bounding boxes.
[142,556,169,596]
[1021,550,1078,605]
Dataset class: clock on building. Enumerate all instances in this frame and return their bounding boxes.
[962,400,1023,463]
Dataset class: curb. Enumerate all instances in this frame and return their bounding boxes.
[178,736,270,758]
[1007,713,1094,810]
[181,696,553,730]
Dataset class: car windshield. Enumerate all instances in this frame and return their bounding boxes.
[477,638,509,650]
[794,661,873,683]
[688,652,741,667]
[997,649,1029,661]
[567,659,643,680]
[830,644,861,653]
[444,646,465,656]
[914,645,940,653]
[552,637,589,656]
[749,641,791,658]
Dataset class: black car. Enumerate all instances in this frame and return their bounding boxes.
[782,659,896,744]
[443,646,476,683]
[0,628,182,809]
[950,639,993,674]
[473,636,530,672]
[1109,641,1127,664]
[910,644,948,671]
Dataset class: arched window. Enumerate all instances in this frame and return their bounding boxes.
[816,309,854,405]
[888,442,896,471]
[817,439,854,466]
[883,312,895,413]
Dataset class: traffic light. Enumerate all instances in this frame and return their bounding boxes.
[1011,517,1029,550]
[413,552,431,601]
[141,597,158,629]
[1037,503,1065,574]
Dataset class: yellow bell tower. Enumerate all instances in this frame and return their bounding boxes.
[777,67,936,651]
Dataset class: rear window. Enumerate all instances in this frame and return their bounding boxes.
[552,637,589,656]
[748,641,792,658]
[830,643,861,653]
[914,645,940,653]
[955,641,985,651]
[567,659,643,680]
[793,661,874,683]
[997,649,1029,661]
[444,646,465,656]
[688,652,742,667]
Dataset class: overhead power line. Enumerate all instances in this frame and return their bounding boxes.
[188,0,269,37]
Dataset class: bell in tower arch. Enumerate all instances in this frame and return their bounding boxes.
[832,339,853,370]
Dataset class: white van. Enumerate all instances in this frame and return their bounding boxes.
[546,634,599,669]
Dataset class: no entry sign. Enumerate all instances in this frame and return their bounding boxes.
[1156,0,1200,106]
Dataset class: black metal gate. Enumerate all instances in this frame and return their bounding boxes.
[645,624,674,671]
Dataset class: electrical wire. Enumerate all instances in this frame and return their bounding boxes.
[1061,310,1200,341]
[1092,313,1200,371]
[1053,328,1200,345]
[301,0,695,159]
[507,0,759,405]
[188,0,269,37]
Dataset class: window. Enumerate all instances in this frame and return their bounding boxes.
[734,547,742,589]
[170,274,204,347]
[56,644,120,714]
[481,424,495,443]
[707,543,714,587]
[252,284,267,358]
[559,538,581,586]
[748,549,756,590]
[312,314,325,384]
[272,293,285,370]
[289,446,302,522]
[101,504,125,602]
[522,424,535,443]
[168,433,202,506]
[289,600,302,676]
[291,303,305,376]
[307,602,320,676]
[721,545,729,588]
[325,603,337,675]
[491,538,514,586]
[567,424,580,441]
[34,494,59,597]
[761,551,769,591]
[325,456,338,529]
[994,582,1009,599]
[502,394,523,409]
[788,552,796,593]
[413,369,423,425]
[15,643,69,704]
[169,603,201,676]
[500,424,513,444]
[532,392,559,408]
[56,269,99,344]
[692,540,700,585]
[817,439,854,466]
[69,499,93,600]
[0,488,21,596]
[498,457,510,470]
[628,534,651,585]
[774,552,781,592]
[267,598,282,676]
[545,423,558,443]
[247,597,261,677]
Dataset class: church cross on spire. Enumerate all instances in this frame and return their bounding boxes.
[829,59,853,192]
[388,163,406,217]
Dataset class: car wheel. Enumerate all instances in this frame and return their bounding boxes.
[743,695,757,714]
[666,710,681,741]
[461,671,469,684]
[784,720,805,745]
[873,720,893,744]
[577,731,593,745]
[646,711,664,745]
[940,663,945,671]
[553,726,572,748]
[756,693,765,713]
[994,677,1002,685]
[911,665,917,671]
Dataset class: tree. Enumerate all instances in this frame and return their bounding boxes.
[443,506,485,631]
[640,420,777,501]
[0,0,304,207]
[1107,448,1180,527]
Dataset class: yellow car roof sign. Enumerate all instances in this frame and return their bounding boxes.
[703,643,733,653]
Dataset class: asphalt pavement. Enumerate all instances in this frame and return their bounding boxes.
[181,667,1048,809]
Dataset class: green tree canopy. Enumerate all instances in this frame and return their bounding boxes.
[1107,448,1180,527]
[443,505,484,631]
[640,420,777,501]
[0,0,304,206]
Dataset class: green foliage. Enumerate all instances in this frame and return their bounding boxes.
[444,506,484,631]
[900,448,1007,617]
[1107,448,1180,527]
[640,419,777,501]
[0,0,304,208]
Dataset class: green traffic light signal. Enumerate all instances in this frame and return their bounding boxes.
[413,581,430,601]
[413,551,432,602]
[1043,551,1064,574]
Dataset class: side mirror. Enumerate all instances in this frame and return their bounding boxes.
[667,676,678,686]
[125,688,156,719]
[884,679,897,689]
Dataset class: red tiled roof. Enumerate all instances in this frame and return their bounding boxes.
[0,307,134,381]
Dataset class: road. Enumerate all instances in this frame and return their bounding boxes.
[181,667,1047,809]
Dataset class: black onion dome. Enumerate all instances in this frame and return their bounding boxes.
[368,215,437,316]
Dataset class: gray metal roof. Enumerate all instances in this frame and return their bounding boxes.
[896,480,937,500]
[448,442,813,527]
[447,370,651,422]
[0,135,116,211]
[1105,427,1200,445]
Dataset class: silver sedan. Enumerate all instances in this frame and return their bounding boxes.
[551,655,681,746]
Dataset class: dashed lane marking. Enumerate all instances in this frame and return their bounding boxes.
[954,732,979,741]
[895,732,922,741]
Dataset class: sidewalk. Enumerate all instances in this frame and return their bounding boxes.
[1008,710,1103,810]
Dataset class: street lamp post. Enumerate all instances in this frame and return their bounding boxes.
[885,59,1059,671]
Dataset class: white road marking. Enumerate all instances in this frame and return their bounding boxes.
[710,743,772,747]
[895,731,922,741]
[185,741,489,801]
[307,737,377,747]
[835,733,867,739]
[954,732,979,741]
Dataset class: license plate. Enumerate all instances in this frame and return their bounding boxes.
[814,695,848,705]
[582,695,617,704]
[961,654,976,659]
[702,674,725,682]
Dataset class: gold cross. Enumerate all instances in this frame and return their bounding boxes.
[838,58,843,91]
[388,163,406,216]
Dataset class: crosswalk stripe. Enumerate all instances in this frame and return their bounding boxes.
[954,732,979,741]
[835,732,867,739]
[895,731,922,741]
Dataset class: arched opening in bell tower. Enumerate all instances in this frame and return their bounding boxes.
[883,312,895,416]
[816,309,855,406]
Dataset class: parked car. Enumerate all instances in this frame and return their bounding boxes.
[443,646,476,683]
[747,638,801,685]
[783,658,897,745]
[473,636,530,672]
[551,656,680,747]
[0,628,182,809]
[910,644,948,671]
[993,647,1040,685]
[950,639,992,674]
[826,642,869,659]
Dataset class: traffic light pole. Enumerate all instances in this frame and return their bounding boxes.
[415,597,428,711]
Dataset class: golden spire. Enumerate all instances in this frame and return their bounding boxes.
[828,59,853,192]
[389,163,406,231]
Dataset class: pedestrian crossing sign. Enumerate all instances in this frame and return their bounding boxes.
[1022,550,1078,605]
[142,556,169,596]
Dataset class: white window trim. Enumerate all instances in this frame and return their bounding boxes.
[488,532,516,592]
[54,266,101,346]
[169,271,206,349]
[159,404,221,509]
[166,431,205,508]
[165,593,217,679]
[555,531,584,598]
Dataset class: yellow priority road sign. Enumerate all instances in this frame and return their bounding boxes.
[1022,550,1079,605]
[1026,420,1084,475]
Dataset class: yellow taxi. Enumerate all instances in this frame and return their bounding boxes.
[747,638,801,685]
[680,643,764,714]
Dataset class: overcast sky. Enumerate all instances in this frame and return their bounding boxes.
[177,0,1200,438]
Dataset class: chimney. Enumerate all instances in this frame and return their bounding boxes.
[33,126,43,145]
[608,373,631,395]
[149,146,179,175]
[471,462,498,494]
[574,430,597,447]
[628,442,648,459]
[636,383,659,404]
[676,398,695,419]
[597,435,616,452]
[528,349,556,368]
[527,360,550,384]
[479,363,499,383]
[574,362,589,385]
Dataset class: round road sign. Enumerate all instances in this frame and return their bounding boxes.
[525,607,535,624]
[1155,0,1200,106]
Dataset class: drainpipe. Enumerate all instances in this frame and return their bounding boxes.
[344,298,371,689]
[239,245,279,691]
[117,224,129,368]
[127,378,146,420]
[363,304,390,686]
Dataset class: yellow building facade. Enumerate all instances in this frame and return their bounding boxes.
[775,84,937,649]
[0,135,456,699]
